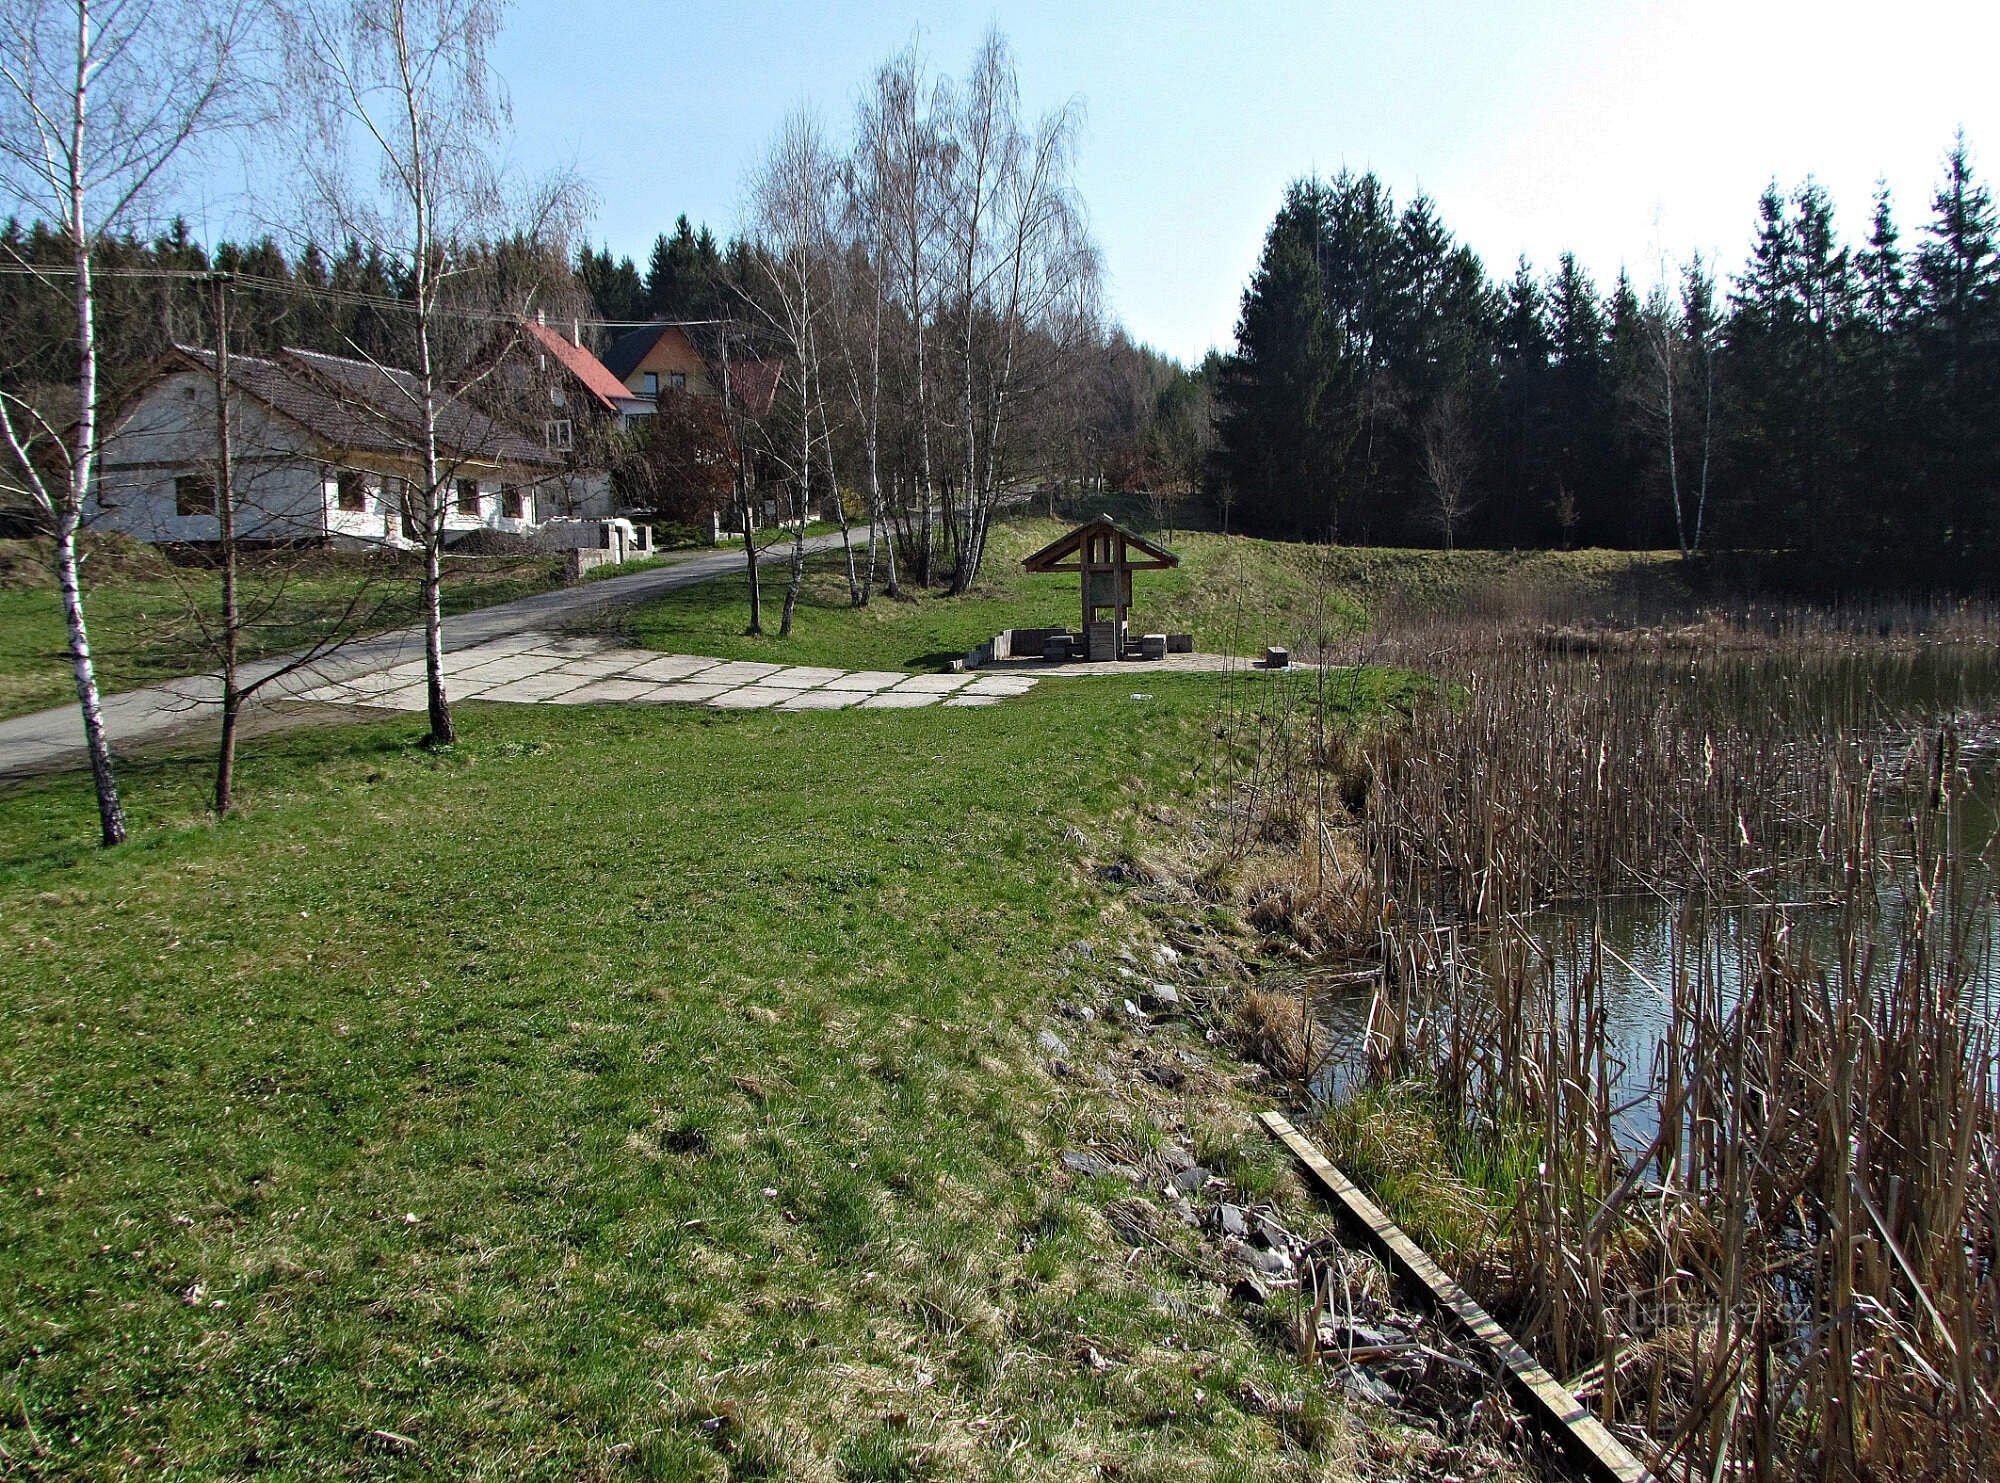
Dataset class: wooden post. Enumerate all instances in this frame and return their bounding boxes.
[1259,1110,1656,1483]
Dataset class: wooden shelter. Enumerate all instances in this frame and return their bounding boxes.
[1021,516,1180,660]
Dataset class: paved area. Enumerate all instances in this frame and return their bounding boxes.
[294,631,1038,712]
[978,651,1301,678]
[0,531,871,777]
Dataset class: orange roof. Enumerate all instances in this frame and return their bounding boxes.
[517,319,634,414]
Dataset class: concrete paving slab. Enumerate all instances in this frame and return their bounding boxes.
[707,685,788,709]
[963,676,1037,695]
[859,691,942,709]
[451,656,565,683]
[701,661,787,684]
[943,695,1001,707]
[535,635,622,657]
[364,685,431,711]
[777,689,863,710]
[819,670,906,691]
[548,654,638,679]
[455,634,543,657]
[549,678,661,704]
[890,673,973,693]
[478,672,589,701]
[644,681,735,703]
[627,654,722,681]
[758,666,847,688]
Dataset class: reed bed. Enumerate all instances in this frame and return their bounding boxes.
[1236,608,2000,1481]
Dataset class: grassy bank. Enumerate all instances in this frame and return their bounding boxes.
[613,519,1691,674]
[0,541,576,722]
[0,666,1447,1480]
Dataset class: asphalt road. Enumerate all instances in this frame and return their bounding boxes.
[0,529,867,779]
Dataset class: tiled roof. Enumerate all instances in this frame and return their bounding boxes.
[170,345,561,469]
[516,319,634,414]
[601,322,677,382]
[597,320,783,417]
[727,357,783,417]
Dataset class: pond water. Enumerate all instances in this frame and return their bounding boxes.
[1312,643,2000,1135]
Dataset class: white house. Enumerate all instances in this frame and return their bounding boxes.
[91,345,581,547]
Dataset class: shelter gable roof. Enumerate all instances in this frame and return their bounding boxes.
[1021,516,1180,572]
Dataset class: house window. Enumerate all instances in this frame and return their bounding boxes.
[456,478,481,515]
[550,383,565,408]
[501,484,525,519]
[385,477,418,540]
[545,418,573,453]
[335,470,368,512]
[174,473,216,516]
[642,371,659,396]
[669,371,686,391]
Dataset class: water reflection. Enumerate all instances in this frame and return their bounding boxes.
[1314,644,2000,1133]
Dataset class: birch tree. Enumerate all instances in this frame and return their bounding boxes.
[277,0,578,746]
[748,107,852,634]
[0,0,257,846]
[953,76,1093,590]
[855,44,948,587]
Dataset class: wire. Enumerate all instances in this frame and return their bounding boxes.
[0,262,740,333]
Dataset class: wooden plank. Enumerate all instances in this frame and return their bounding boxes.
[1259,1110,1656,1483]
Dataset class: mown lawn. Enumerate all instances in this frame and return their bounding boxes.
[0,667,1405,1481]
[0,544,576,722]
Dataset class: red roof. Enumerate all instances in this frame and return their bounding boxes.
[517,319,635,414]
[728,358,783,418]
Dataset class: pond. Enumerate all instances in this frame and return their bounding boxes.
[1312,641,2000,1140]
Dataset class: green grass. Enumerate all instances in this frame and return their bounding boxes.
[613,517,1692,675]
[0,543,576,722]
[0,667,1395,1481]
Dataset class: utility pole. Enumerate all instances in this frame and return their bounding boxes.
[212,271,241,815]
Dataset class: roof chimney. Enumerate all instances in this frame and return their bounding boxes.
[572,318,581,346]
[534,307,545,326]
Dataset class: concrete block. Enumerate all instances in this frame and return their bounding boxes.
[820,670,905,691]
[627,655,721,681]
[549,678,656,704]
[643,681,735,704]
[777,689,863,710]
[701,661,787,685]
[759,666,846,689]
[707,685,789,709]
[891,673,973,693]
[859,691,941,709]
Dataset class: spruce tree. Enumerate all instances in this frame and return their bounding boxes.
[1911,135,2000,571]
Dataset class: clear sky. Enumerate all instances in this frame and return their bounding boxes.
[477,1,1999,362]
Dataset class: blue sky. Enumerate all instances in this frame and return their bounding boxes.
[292,2,2000,362]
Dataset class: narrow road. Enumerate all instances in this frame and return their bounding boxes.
[0,529,867,779]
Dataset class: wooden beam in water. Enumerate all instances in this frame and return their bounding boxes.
[1258,1109,1656,1483]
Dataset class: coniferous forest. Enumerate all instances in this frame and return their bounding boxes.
[8,144,1999,591]
[1212,141,2000,588]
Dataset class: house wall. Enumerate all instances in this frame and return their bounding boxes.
[94,370,326,543]
[620,328,715,399]
[93,368,555,549]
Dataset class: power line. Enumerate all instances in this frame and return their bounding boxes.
[0,262,741,333]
